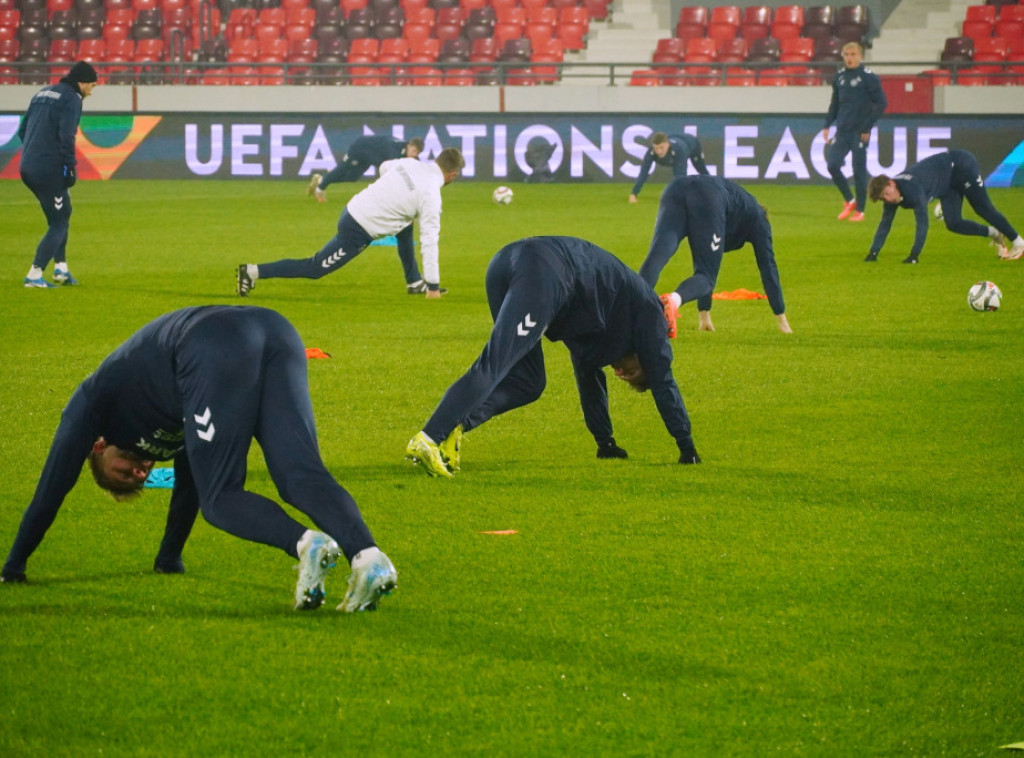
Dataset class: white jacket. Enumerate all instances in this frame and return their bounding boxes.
[346,158,445,286]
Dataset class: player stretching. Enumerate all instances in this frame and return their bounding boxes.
[405,236,701,477]
[240,147,464,297]
[866,149,1024,263]
[639,175,792,335]
[1,306,396,613]
[307,135,423,203]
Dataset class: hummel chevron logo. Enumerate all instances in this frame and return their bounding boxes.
[194,406,216,442]
[321,249,347,268]
[53,196,64,210]
[711,234,721,251]
[516,313,537,336]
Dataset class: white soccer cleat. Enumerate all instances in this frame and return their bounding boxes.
[337,548,397,612]
[933,202,944,220]
[1002,239,1024,261]
[294,530,341,610]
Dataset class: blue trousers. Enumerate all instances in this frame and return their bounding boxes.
[639,181,725,312]
[939,150,1019,240]
[172,308,375,560]
[423,241,569,443]
[827,130,868,211]
[257,211,421,285]
[22,168,71,270]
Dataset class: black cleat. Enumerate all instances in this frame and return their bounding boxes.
[864,251,879,262]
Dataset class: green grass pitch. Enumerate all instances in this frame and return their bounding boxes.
[1,178,1022,756]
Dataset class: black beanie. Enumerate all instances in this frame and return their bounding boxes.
[64,61,99,85]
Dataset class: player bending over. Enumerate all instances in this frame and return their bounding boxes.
[405,236,701,478]
[1,306,396,613]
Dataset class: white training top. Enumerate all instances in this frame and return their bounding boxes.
[345,157,446,286]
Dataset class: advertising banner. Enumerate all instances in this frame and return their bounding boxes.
[2,112,1022,186]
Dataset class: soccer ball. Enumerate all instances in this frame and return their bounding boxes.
[967,280,1002,311]
[492,186,514,205]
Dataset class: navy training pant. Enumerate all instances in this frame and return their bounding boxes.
[639,181,726,312]
[175,307,375,560]
[256,210,421,285]
[827,130,869,211]
[22,167,71,270]
[422,241,570,444]
[939,150,1019,241]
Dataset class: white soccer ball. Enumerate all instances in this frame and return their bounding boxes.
[933,202,943,220]
[492,185,514,205]
[967,280,1002,311]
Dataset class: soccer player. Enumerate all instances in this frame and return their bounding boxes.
[821,41,887,223]
[240,147,464,298]
[628,132,709,203]
[0,306,397,613]
[306,135,423,203]
[18,61,98,288]
[865,149,1024,263]
[639,175,792,335]
[405,236,701,478]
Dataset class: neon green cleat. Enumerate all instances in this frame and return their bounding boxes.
[405,431,453,478]
[439,425,463,472]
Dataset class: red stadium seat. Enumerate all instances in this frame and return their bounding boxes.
[961,19,993,40]
[717,36,748,62]
[964,5,996,24]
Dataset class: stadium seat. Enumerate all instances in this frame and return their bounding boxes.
[439,36,469,61]
[725,67,756,85]
[683,36,717,86]
[780,36,814,61]
[707,20,738,42]
[802,5,835,43]
[654,37,685,60]
[994,20,1023,40]
[710,5,740,27]
[964,4,997,25]
[747,36,780,63]
[77,37,105,60]
[48,37,77,62]
[558,19,587,51]
[443,66,475,85]
[49,10,77,41]
[740,5,771,40]
[582,0,610,22]
[836,4,868,44]
[961,19,994,40]
[812,35,843,65]
[973,35,1007,61]
[530,35,562,82]
[402,22,432,42]
[407,36,440,58]
[717,36,748,62]
[676,5,707,39]
[379,35,408,57]
[940,36,974,70]
[758,67,790,85]
[630,68,661,86]
[347,36,378,57]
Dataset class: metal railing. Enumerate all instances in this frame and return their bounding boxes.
[3,58,1021,87]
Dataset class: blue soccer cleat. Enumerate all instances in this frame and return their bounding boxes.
[24,276,56,288]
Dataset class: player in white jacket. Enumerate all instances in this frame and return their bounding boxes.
[238,147,464,298]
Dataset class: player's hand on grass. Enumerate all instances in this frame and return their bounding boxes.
[596,438,628,459]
